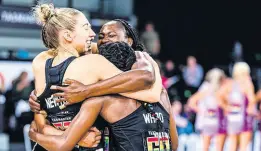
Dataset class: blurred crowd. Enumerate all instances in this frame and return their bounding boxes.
[156,55,204,135]
[0,71,34,141]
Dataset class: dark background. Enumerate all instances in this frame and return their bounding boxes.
[134,0,261,70]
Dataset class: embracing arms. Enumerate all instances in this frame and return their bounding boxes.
[29,97,105,151]
[52,52,161,104]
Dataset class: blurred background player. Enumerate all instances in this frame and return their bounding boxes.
[188,68,227,151]
[218,62,256,151]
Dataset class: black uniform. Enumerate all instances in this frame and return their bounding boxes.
[37,56,106,151]
[109,101,172,151]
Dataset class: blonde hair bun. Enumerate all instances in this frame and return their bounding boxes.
[33,3,55,25]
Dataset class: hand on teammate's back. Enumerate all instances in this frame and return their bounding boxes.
[132,51,152,70]
[51,79,88,105]
[29,121,38,142]
[29,90,41,113]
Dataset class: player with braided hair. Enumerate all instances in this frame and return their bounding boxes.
[97,19,146,53]
[113,19,146,52]
[98,42,136,71]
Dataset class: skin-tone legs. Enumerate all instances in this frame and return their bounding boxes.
[228,131,252,151]
[202,135,211,151]
[216,134,226,151]
[239,131,252,151]
[229,134,239,151]
[202,134,226,151]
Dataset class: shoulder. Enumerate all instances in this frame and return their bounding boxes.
[76,54,107,64]
[245,77,254,86]
[154,31,159,36]
[32,51,52,72]
[75,54,115,72]
[183,67,188,72]
[225,79,233,87]
[220,78,233,93]
[33,50,53,63]
[87,95,123,102]
[88,95,112,101]
[244,78,254,91]
[197,64,203,70]
[82,96,111,107]
[198,82,209,92]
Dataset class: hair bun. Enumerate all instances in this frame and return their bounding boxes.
[33,3,55,26]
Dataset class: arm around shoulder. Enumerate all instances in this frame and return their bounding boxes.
[79,54,158,102]
[120,52,161,103]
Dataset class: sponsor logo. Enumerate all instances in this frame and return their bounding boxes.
[52,121,72,130]
[143,112,164,124]
[146,136,170,151]
[45,95,66,109]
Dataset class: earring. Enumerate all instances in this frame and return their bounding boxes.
[128,38,133,46]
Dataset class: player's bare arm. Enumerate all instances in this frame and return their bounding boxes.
[52,52,161,104]
[29,97,106,151]
[160,89,178,150]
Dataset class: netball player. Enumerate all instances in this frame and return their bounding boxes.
[217,62,256,151]
[188,68,227,151]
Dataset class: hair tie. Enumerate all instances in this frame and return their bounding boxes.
[47,11,56,22]
[47,3,56,22]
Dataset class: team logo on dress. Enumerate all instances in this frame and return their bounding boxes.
[146,137,170,151]
[52,121,71,130]
[144,131,171,151]
[230,104,241,114]
[206,109,217,118]
[45,95,66,109]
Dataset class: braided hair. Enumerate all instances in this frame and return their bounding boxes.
[98,42,136,71]
[113,19,146,52]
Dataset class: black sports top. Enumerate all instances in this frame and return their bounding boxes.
[37,56,106,151]
[109,102,172,151]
